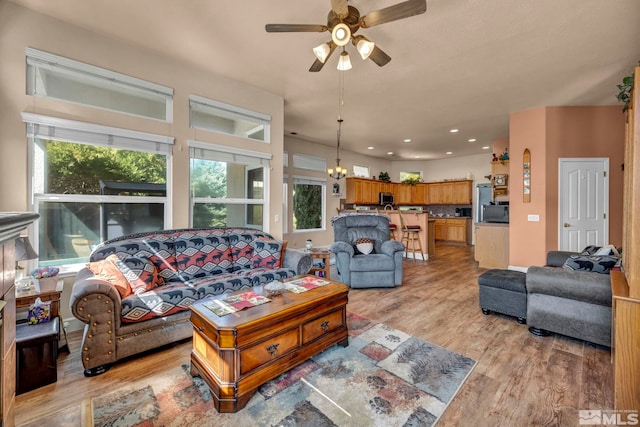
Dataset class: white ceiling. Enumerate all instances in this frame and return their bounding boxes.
[10,0,640,160]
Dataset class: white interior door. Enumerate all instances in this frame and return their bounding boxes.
[559,158,608,252]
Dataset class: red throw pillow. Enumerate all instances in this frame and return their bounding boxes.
[112,256,163,295]
[250,238,284,269]
[86,254,133,298]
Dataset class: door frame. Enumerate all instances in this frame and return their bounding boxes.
[557,157,609,250]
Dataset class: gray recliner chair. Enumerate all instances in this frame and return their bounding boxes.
[330,213,405,288]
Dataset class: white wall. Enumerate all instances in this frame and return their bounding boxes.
[390,153,492,185]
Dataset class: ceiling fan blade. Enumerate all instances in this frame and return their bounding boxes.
[360,0,427,28]
[265,24,327,32]
[368,45,392,67]
[330,0,349,19]
[309,43,337,72]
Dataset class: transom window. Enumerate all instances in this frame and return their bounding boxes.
[26,48,173,122]
[189,95,270,143]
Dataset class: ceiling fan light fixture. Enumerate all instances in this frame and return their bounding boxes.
[337,51,352,70]
[331,23,351,46]
[356,38,375,60]
[313,43,331,63]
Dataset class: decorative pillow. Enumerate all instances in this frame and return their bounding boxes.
[563,254,620,274]
[250,238,284,269]
[86,254,133,298]
[355,238,374,255]
[113,256,164,295]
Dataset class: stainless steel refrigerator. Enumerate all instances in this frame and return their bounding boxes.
[475,183,491,222]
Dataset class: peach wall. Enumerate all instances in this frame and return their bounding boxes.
[509,106,625,269]
[545,106,625,248]
[509,107,548,267]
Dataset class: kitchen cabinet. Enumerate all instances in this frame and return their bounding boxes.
[428,180,472,205]
[474,222,509,268]
[433,218,470,244]
[345,178,469,206]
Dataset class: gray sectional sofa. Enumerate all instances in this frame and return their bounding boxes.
[526,250,613,347]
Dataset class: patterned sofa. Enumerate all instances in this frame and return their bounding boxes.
[70,227,311,376]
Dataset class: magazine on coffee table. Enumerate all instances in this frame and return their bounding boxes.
[203,291,271,317]
[285,276,330,293]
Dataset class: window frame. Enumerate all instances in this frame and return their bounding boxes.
[22,113,174,268]
[292,175,327,233]
[26,47,173,122]
[188,140,271,231]
[189,95,271,143]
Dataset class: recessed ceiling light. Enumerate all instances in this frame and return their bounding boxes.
[414,156,420,159]
[449,129,459,133]
[446,151,453,155]
[482,146,490,150]
[367,146,374,150]
[404,139,411,143]
[468,138,476,142]
[387,151,393,155]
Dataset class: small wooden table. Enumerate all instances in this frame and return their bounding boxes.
[15,278,69,352]
[189,276,349,413]
[309,249,331,279]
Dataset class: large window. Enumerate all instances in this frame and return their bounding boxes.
[292,177,325,231]
[26,48,173,122]
[189,95,270,143]
[190,142,270,230]
[23,113,173,266]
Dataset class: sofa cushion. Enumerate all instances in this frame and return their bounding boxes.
[228,231,268,271]
[173,230,232,281]
[187,273,253,299]
[349,253,395,272]
[250,238,284,269]
[236,267,297,286]
[563,254,620,274]
[86,254,132,298]
[112,256,163,295]
[120,283,200,323]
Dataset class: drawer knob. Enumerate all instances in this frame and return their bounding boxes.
[321,320,330,332]
[197,326,204,332]
[266,343,279,358]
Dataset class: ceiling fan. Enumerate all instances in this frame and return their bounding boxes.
[265,0,427,72]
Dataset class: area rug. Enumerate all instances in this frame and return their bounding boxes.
[92,313,476,427]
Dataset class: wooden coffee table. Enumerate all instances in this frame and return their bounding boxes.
[189,275,349,413]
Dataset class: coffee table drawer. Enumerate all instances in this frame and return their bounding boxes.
[240,328,299,374]
[302,309,344,345]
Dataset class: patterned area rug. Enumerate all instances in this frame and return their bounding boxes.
[92,313,476,427]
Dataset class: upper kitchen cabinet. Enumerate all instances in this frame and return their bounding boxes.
[428,180,472,205]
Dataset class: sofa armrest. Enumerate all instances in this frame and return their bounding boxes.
[70,267,123,327]
[381,240,405,257]
[546,251,579,267]
[283,248,312,275]
[330,241,354,257]
[526,266,611,307]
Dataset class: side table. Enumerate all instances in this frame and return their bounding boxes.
[309,249,331,279]
[15,278,69,353]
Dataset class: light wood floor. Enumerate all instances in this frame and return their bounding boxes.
[15,244,613,426]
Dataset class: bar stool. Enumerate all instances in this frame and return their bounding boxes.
[398,211,424,261]
[376,209,397,240]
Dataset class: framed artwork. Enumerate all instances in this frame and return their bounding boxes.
[523,148,531,203]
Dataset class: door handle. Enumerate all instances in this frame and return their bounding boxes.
[563,223,570,227]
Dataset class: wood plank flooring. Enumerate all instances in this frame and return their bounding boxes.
[14,244,613,426]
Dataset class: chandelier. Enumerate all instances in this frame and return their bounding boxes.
[328,117,346,180]
[328,70,347,180]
